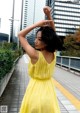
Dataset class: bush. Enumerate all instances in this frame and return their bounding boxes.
[12,49,22,61]
[61,50,80,57]
[0,42,22,80]
[0,42,17,50]
[0,49,14,80]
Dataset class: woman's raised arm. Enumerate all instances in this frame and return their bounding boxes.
[43,6,55,31]
[18,20,53,59]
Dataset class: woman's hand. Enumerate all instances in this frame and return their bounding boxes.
[43,6,55,31]
[43,6,51,16]
[35,20,53,27]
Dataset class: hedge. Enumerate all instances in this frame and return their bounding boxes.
[0,41,23,80]
[0,50,14,79]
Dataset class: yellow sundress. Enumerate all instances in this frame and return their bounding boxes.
[19,51,61,113]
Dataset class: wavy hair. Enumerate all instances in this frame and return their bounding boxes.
[36,26,64,52]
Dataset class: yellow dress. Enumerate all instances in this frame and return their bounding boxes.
[19,52,61,113]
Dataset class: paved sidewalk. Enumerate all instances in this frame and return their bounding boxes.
[54,66,80,100]
[0,55,80,113]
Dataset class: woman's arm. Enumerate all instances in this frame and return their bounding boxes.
[43,6,55,31]
[18,24,38,60]
[18,20,53,59]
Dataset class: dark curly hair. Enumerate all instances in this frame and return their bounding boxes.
[36,26,64,53]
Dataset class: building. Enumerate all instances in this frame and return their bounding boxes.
[22,0,28,29]
[46,0,80,37]
[0,18,9,42]
[0,33,9,42]
[22,0,46,46]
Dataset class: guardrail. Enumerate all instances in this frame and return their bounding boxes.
[56,56,80,72]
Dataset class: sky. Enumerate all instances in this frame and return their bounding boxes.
[0,0,12,18]
[0,0,46,34]
[0,0,22,34]
[0,0,13,33]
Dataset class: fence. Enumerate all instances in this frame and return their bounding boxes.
[56,56,80,72]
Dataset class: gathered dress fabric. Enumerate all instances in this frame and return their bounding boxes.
[19,51,61,113]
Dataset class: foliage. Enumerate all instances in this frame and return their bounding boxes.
[61,28,80,57]
[0,50,14,80]
[0,42,22,80]
[0,42,17,50]
[12,49,22,61]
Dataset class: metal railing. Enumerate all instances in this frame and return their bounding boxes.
[56,56,80,72]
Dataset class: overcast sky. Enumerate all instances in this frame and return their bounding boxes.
[0,0,12,18]
[0,0,45,34]
[0,0,12,33]
[0,0,22,34]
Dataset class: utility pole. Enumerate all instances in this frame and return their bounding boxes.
[33,0,36,24]
[20,0,24,30]
[33,0,36,35]
[10,0,15,42]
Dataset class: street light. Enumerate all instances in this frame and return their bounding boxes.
[20,0,24,30]
[8,0,20,49]
[10,0,15,42]
[33,0,36,35]
[33,0,36,24]
[8,18,19,43]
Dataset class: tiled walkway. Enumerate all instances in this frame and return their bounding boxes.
[54,66,80,100]
[0,55,80,113]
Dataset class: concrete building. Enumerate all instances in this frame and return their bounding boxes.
[22,0,28,29]
[0,33,9,42]
[46,0,80,37]
[0,18,9,42]
[22,0,46,46]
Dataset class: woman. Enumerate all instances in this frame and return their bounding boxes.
[18,6,62,113]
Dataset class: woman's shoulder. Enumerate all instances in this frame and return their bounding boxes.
[30,51,40,65]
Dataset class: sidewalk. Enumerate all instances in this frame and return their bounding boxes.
[0,55,80,113]
[54,66,80,100]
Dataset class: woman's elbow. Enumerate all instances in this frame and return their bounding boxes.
[18,32,23,38]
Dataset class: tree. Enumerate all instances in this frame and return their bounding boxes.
[61,28,80,57]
